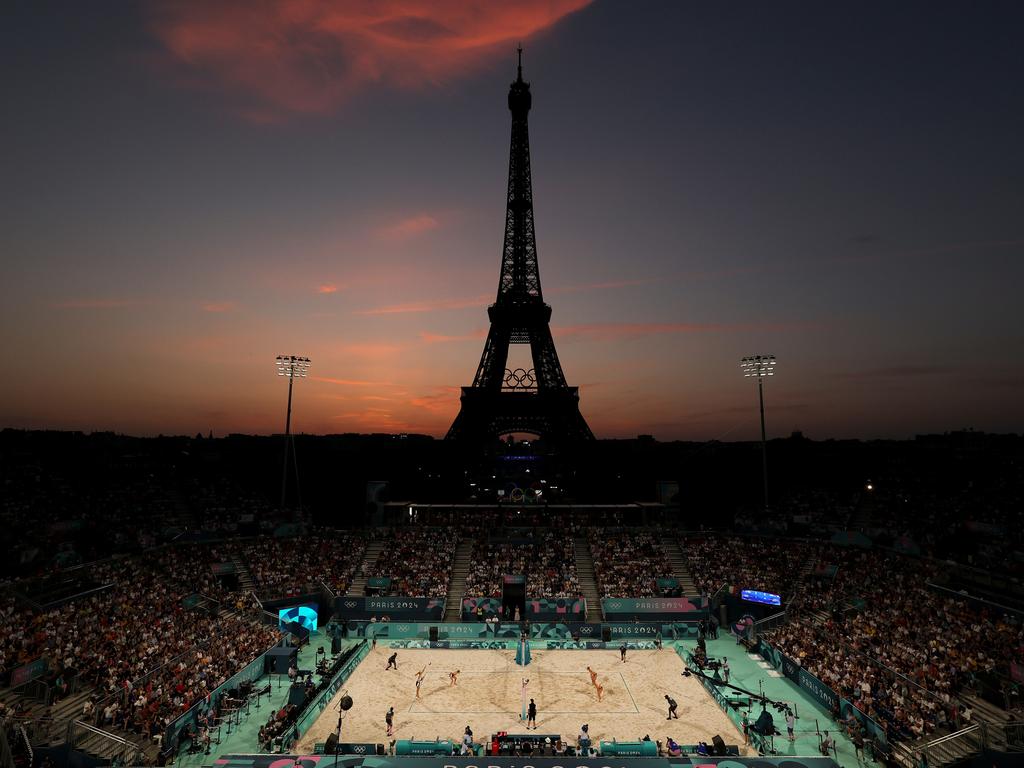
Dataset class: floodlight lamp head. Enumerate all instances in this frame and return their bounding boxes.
[740,355,777,378]
[275,355,312,378]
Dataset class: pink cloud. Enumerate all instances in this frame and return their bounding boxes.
[148,1,593,120]
[377,213,440,241]
[354,278,647,316]
[355,294,490,315]
[317,284,340,294]
[419,329,488,344]
[409,386,462,413]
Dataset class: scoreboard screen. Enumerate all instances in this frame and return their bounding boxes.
[741,589,781,606]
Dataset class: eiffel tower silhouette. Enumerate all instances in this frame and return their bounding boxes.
[446,49,594,445]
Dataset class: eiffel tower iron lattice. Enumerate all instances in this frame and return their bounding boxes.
[446,50,594,445]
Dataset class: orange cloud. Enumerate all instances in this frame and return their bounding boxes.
[377,213,440,241]
[148,1,593,119]
[317,284,340,294]
[354,279,647,316]
[338,342,407,359]
[311,376,391,387]
[409,386,462,413]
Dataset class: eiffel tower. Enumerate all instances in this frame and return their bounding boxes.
[446,49,594,446]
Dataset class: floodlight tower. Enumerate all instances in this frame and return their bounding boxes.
[740,355,776,511]
[276,355,311,510]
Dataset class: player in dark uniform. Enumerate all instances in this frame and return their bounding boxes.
[386,652,397,670]
[620,643,627,662]
[665,695,679,719]
[527,699,537,730]
[385,706,394,736]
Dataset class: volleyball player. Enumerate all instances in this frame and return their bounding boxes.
[385,652,397,670]
[665,694,679,719]
[415,665,427,699]
[449,669,460,687]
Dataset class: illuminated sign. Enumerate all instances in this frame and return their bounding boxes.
[741,590,781,606]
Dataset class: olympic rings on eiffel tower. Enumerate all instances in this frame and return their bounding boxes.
[503,368,537,389]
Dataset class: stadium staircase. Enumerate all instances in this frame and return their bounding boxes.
[0,685,44,719]
[443,539,474,622]
[0,685,151,764]
[662,539,698,595]
[573,536,602,620]
[961,693,1011,751]
[230,554,256,594]
[346,538,385,596]
[76,721,150,764]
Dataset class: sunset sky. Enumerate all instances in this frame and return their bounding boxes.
[2,1,1023,440]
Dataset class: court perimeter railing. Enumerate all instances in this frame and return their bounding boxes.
[752,610,787,641]
[289,640,370,750]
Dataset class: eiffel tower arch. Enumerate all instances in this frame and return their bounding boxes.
[446,51,594,447]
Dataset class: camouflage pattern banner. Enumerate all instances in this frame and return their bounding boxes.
[213,754,840,768]
[387,639,510,650]
[529,621,599,639]
[461,596,587,620]
[527,596,586,619]
[461,596,502,617]
[346,622,490,640]
[345,621,700,641]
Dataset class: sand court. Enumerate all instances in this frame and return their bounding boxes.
[297,645,750,755]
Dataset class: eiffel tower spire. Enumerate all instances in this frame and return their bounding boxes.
[446,52,594,445]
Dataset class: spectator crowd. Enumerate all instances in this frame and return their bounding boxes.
[588,529,672,598]
[365,527,456,598]
[464,530,579,598]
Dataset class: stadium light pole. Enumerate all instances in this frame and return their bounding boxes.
[740,355,776,511]
[276,355,311,510]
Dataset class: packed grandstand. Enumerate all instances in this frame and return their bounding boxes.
[1,432,1022,768]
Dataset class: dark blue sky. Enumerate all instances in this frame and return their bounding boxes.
[2,1,1022,439]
